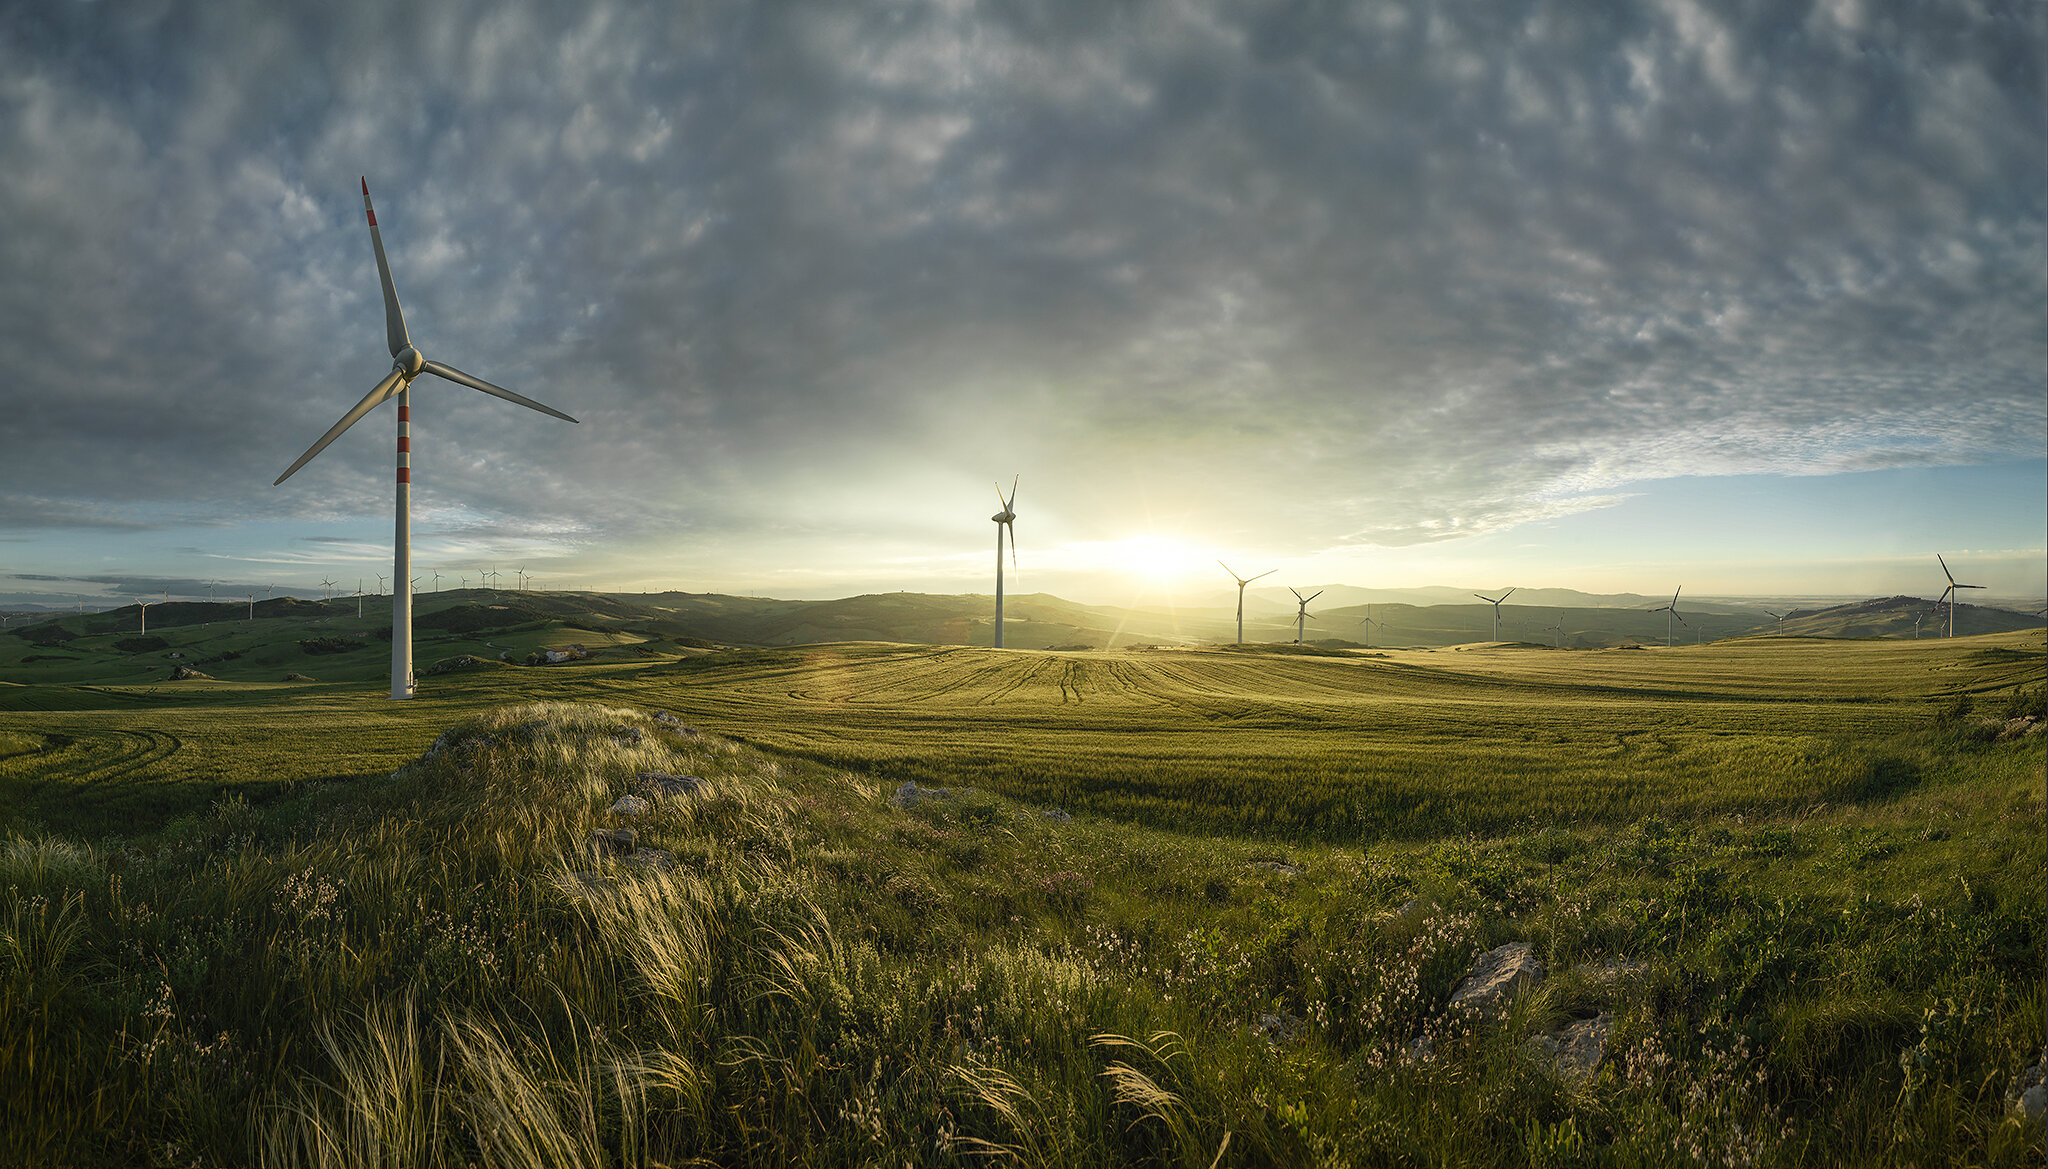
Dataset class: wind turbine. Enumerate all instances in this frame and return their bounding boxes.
[355,581,366,619]
[1290,587,1321,644]
[432,572,442,592]
[1763,608,1785,635]
[247,595,256,621]
[1219,561,1276,646]
[1935,554,1984,638]
[1648,586,1685,648]
[1548,610,1564,649]
[1473,587,1515,641]
[273,179,579,700]
[1358,603,1383,649]
[134,597,151,634]
[1913,611,1926,639]
[375,573,386,596]
[320,578,337,602]
[990,477,1018,648]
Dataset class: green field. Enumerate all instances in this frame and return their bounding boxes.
[0,624,2041,1164]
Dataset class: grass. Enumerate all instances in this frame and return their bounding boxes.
[0,630,2039,1164]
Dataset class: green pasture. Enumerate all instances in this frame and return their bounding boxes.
[0,629,2039,1164]
[1,629,2040,844]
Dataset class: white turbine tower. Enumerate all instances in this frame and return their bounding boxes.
[1289,587,1321,644]
[1358,603,1383,649]
[1473,587,1515,641]
[990,478,1018,648]
[1649,586,1685,648]
[274,179,578,700]
[134,597,151,634]
[1935,554,1984,638]
[1219,561,1276,646]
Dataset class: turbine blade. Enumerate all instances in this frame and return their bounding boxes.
[363,178,410,358]
[1937,553,1955,584]
[1007,520,1018,569]
[422,361,579,423]
[1502,587,1515,602]
[1307,590,1322,602]
[274,369,408,485]
[1008,475,1019,509]
[1251,569,1276,582]
[1219,560,1240,582]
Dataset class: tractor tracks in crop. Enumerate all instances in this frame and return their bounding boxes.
[0,726,184,801]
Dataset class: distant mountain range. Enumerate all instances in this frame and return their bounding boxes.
[11,588,2034,657]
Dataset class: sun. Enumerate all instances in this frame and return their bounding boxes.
[1076,534,1213,593]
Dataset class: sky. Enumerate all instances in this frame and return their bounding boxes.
[2,0,2043,613]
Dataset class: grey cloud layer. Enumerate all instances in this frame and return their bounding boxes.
[1,0,2040,559]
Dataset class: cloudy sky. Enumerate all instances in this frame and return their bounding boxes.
[3,0,2043,611]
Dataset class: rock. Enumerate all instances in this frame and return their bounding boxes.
[2009,1048,2047,1120]
[1248,860,1301,876]
[1448,942,1545,1019]
[1041,807,1072,823]
[588,827,637,857]
[1253,1011,1304,1044]
[609,726,644,746]
[609,795,650,817]
[167,665,212,680]
[649,710,699,735]
[639,772,705,799]
[282,673,317,682]
[1998,715,2042,742]
[1531,1013,1613,1079]
[892,780,959,808]
[624,848,675,873]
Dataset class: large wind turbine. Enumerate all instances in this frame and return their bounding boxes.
[1763,608,1785,635]
[1473,587,1515,641]
[1219,561,1275,646]
[1648,586,1685,648]
[1935,554,1984,638]
[1290,587,1321,644]
[274,179,579,700]
[990,478,1018,648]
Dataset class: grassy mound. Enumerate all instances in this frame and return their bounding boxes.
[0,701,2040,1165]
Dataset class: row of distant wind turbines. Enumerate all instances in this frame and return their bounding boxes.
[269,180,1997,699]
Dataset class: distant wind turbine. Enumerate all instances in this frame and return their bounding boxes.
[355,582,366,619]
[1358,603,1383,649]
[1648,586,1685,648]
[1913,611,1926,639]
[1548,610,1564,649]
[1935,554,1984,638]
[1763,608,1786,635]
[990,477,1018,648]
[1219,561,1276,646]
[432,572,442,592]
[247,595,256,621]
[1290,587,1321,644]
[273,179,578,701]
[134,597,151,634]
[1473,587,1515,641]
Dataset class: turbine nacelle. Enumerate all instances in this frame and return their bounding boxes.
[394,346,425,376]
